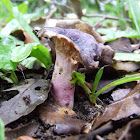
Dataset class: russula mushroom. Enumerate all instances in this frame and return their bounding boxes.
[38,27,114,109]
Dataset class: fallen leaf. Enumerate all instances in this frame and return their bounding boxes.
[92,92,140,130]
[62,121,113,140]
[108,37,133,53]
[6,121,39,140]
[113,62,140,72]
[111,88,132,101]
[16,136,37,140]
[39,102,86,135]
[0,79,51,125]
[118,119,140,140]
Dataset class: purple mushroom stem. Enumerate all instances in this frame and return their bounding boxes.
[52,49,78,108]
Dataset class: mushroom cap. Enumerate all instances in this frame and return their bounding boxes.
[38,27,106,69]
[56,19,105,44]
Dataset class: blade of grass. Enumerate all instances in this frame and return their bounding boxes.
[126,0,140,34]
[0,118,5,140]
[91,73,140,104]
[92,67,104,94]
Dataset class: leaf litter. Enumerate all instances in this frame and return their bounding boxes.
[0,12,140,139]
[0,78,51,125]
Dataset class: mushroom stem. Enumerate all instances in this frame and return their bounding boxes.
[52,49,78,109]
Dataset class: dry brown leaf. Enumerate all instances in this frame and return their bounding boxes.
[39,102,86,135]
[16,136,37,140]
[6,121,39,140]
[70,0,83,19]
[113,62,140,72]
[118,119,140,140]
[0,79,51,125]
[92,92,140,130]
[108,37,133,53]
[111,88,132,101]
[24,32,34,44]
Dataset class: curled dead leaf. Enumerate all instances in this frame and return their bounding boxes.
[16,136,37,140]
[39,102,86,135]
[92,91,140,130]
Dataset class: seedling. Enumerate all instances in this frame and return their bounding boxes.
[71,69,140,104]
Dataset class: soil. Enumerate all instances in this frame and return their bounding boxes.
[4,94,106,140]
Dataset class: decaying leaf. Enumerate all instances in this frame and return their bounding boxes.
[118,119,140,140]
[92,91,140,130]
[5,121,39,140]
[111,88,132,101]
[39,102,86,135]
[16,136,37,140]
[69,0,83,19]
[108,37,133,53]
[0,79,51,125]
[113,62,140,72]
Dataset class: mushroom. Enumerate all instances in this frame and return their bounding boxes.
[56,19,105,44]
[38,27,114,109]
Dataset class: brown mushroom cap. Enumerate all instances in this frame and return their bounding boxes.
[56,19,105,44]
[38,27,104,69]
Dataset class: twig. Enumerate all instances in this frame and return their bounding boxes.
[44,0,131,23]
[94,17,106,29]
[46,7,57,19]
[44,0,74,12]
[83,14,131,23]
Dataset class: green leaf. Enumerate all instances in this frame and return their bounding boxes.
[114,53,140,62]
[71,71,85,85]
[91,73,140,104]
[97,28,140,42]
[21,57,37,69]
[126,0,140,34]
[0,37,18,70]
[0,118,5,140]
[12,7,39,42]
[0,19,19,36]
[92,67,104,94]
[30,44,52,69]
[1,0,13,13]
[0,72,13,83]
[18,3,28,14]
[104,4,118,15]
[11,43,39,62]
[71,71,92,96]
[1,0,39,42]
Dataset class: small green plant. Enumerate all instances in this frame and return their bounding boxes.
[0,118,5,140]
[0,0,52,83]
[0,36,52,83]
[71,68,140,104]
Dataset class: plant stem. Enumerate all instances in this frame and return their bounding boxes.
[0,118,5,140]
[10,71,18,84]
